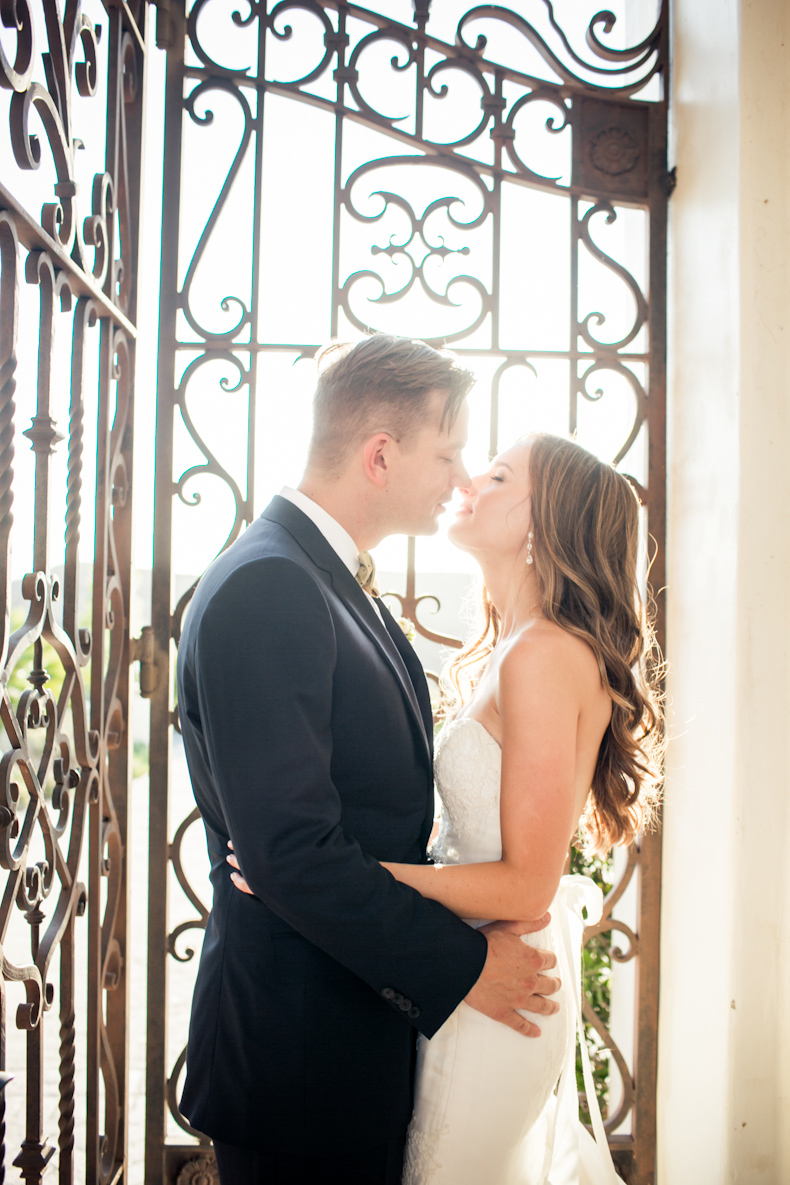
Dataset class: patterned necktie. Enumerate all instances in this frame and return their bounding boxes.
[355,551,379,597]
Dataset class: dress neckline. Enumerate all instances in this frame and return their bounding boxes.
[445,715,502,751]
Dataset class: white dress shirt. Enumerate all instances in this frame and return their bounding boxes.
[278,486,383,620]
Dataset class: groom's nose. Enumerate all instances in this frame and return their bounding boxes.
[458,472,483,497]
[452,458,472,488]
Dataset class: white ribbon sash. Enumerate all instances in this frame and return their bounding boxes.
[546,875,625,1185]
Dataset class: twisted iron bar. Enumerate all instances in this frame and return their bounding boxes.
[57,1004,76,1170]
[0,216,19,677]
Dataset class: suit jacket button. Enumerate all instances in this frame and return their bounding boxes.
[408,1006,421,1019]
[399,998,412,1011]
[381,988,395,1000]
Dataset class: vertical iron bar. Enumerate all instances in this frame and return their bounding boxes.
[330,113,344,340]
[87,313,113,1185]
[629,98,669,1185]
[489,365,501,461]
[414,6,424,143]
[329,7,347,340]
[64,299,94,649]
[0,984,6,1185]
[247,9,268,523]
[15,251,64,1185]
[19,987,48,1185]
[569,192,579,436]
[0,215,18,675]
[58,918,76,1185]
[490,69,503,357]
[488,384,498,460]
[146,0,187,1178]
[488,71,503,463]
[106,340,134,1185]
[25,260,64,579]
[104,9,147,1178]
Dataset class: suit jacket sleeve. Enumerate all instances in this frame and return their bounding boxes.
[193,555,488,1038]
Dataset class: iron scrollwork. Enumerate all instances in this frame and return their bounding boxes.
[152,3,668,1183]
[0,0,146,1180]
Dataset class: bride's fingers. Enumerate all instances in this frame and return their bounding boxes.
[227,840,234,851]
[230,871,255,896]
[226,853,240,871]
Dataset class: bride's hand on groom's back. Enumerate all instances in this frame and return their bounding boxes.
[465,918,561,1038]
[227,842,255,896]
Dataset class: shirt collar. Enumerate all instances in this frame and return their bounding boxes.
[278,486,360,578]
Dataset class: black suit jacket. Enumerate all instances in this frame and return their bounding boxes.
[177,496,487,1152]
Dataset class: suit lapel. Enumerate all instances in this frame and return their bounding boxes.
[260,498,433,766]
[376,599,434,757]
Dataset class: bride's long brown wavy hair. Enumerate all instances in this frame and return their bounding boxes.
[446,433,663,853]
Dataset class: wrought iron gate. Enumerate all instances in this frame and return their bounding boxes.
[147,2,669,1184]
[0,0,147,1179]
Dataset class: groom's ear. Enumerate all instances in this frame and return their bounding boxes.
[362,433,394,488]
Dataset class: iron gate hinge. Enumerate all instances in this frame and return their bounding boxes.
[130,625,159,698]
[150,0,175,50]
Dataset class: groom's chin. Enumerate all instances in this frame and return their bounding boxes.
[414,519,441,537]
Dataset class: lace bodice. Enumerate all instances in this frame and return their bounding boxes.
[431,717,503,867]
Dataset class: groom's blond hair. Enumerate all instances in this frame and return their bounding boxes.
[308,335,474,475]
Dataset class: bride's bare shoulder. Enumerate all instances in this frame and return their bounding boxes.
[499,618,602,691]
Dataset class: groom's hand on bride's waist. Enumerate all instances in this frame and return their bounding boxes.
[464,916,561,1038]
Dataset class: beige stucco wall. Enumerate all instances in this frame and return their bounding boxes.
[659,0,790,1181]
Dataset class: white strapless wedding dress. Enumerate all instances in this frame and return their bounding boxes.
[402,717,624,1185]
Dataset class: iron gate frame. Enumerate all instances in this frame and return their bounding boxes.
[145,3,670,1182]
[0,0,148,1180]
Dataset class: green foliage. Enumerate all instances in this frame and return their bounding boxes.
[570,844,614,1118]
[133,741,150,779]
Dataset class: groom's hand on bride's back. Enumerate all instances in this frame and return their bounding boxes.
[465,916,561,1038]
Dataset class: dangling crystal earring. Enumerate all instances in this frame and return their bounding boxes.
[526,530,534,565]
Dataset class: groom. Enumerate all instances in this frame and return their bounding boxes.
[177,335,560,1185]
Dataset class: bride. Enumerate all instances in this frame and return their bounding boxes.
[388,433,661,1185]
[383,436,663,1185]
[230,431,662,1185]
